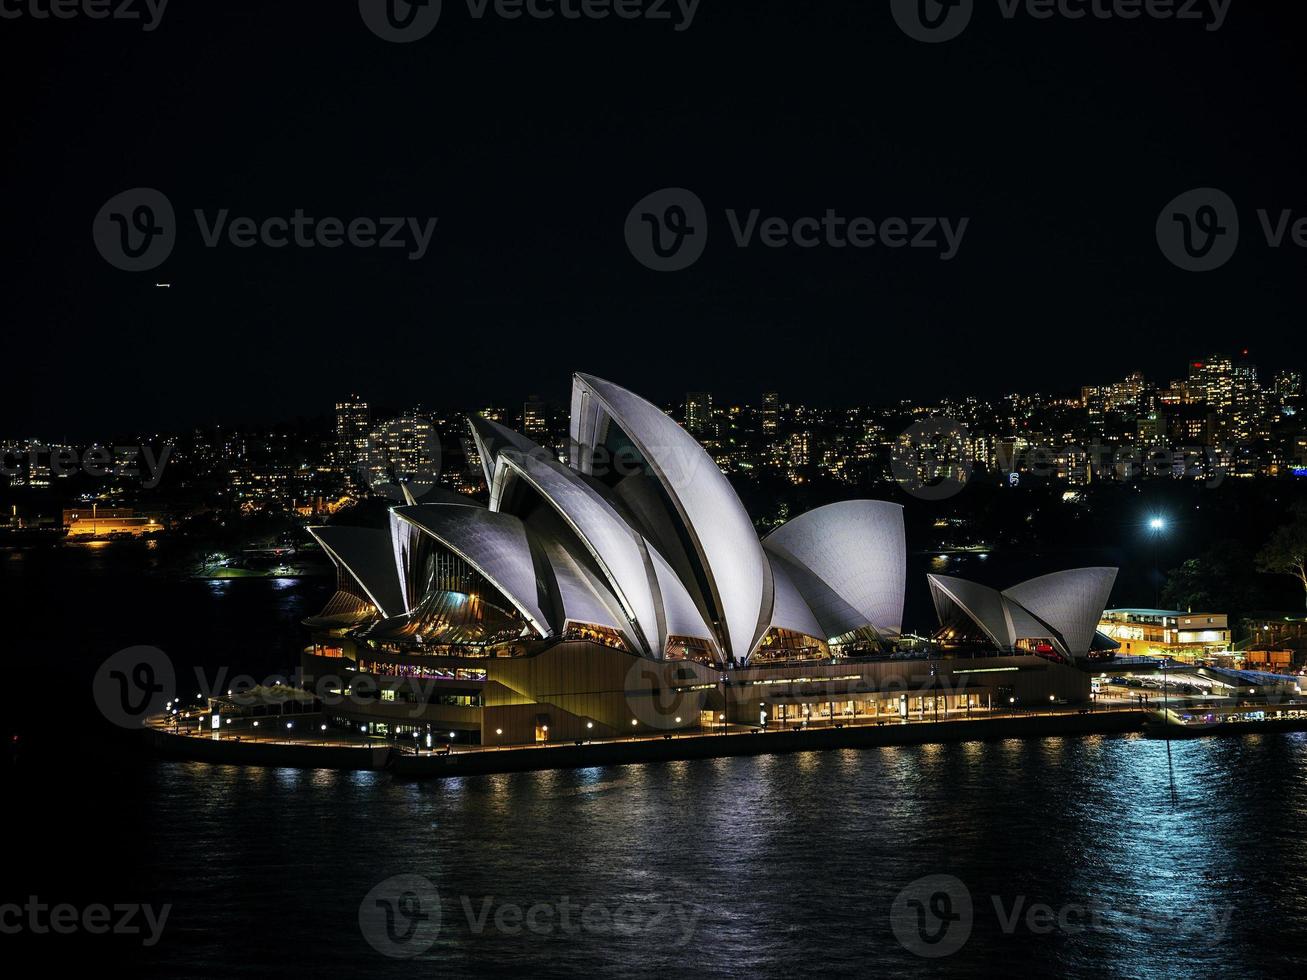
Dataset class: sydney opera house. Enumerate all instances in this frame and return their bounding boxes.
[302,375,1114,746]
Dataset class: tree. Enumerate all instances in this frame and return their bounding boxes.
[1257,503,1307,611]
[1162,541,1259,619]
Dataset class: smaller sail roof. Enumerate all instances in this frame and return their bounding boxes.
[928,567,1119,658]
[391,505,551,639]
[308,525,406,620]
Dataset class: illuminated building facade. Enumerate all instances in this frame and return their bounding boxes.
[334,395,371,473]
[301,376,1095,745]
[1098,609,1232,663]
[521,396,547,438]
[365,411,437,492]
[685,391,712,436]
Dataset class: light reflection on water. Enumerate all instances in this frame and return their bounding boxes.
[7,550,1307,976]
[10,730,1307,978]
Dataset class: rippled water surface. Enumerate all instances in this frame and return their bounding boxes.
[5,546,1307,977]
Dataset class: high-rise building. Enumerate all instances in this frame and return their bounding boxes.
[1106,371,1145,414]
[1189,356,1232,413]
[522,396,547,438]
[686,392,713,436]
[1189,352,1268,444]
[787,430,811,468]
[335,395,371,473]
[366,411,437,491]
[761,392,779,434]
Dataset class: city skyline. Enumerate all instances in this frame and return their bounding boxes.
[5,346,1303,442]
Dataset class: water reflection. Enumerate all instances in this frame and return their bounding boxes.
[39,727,1307,977]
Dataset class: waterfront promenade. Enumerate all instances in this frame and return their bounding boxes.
[145,703,1149,776]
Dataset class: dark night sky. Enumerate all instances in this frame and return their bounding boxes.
[3,1,1304,438]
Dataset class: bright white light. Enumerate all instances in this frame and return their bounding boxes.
[1149,517,1166,531]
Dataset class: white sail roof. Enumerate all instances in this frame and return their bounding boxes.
[764,500,906,639]
[535,534,630,640]
[647,544,721,659]
[766,552,827,641]
[570,373,769,662]
[308,525,406,620]
[1003,568,1119,659]
[928,574,1012,650]
[318,377,916,672]
[467,414,547,489]
[491,448,660,656]
[928,567,1119,658]
[391,505,552,639]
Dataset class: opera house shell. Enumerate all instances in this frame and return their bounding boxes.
[302,374,1094,746]
[929,569,1120,662]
